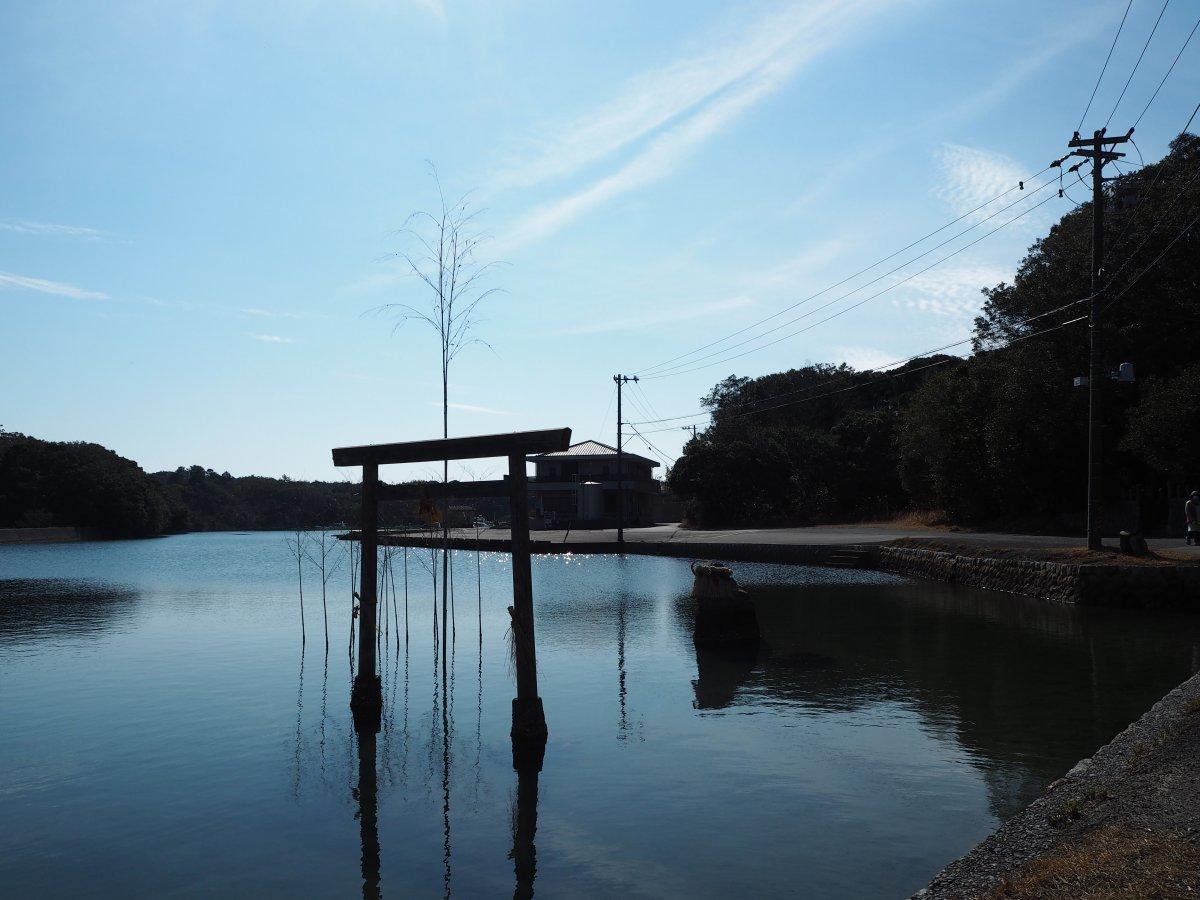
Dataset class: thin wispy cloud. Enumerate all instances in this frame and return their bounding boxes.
[0,219,114,240]
[499,0,906,251]
[833,345,905,371]
[935,144,1029,219]
[492,2,861,193]
[0,270,109,300]
[248,333,295,344]
[410,0,446,21]
[555,296,754,336]
[239,306,333,320]
[892,263,1012,322]
[427,401,510,416]
[743,240,847,291]
[794,15,1111,219]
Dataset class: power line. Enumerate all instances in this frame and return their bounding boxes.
[1100,203,1200,315]
[1078,0,1135,132]
[636,314,1089,435]
[630,156,1069,378]
[626,423,673,467]
[597,384,616,441]
[631,296,1090,429]
[1132,11,1200,126]
[1107,0,1171,128]
[639,179,1060,379]
[1097,138,1200,305]
[641,190,1063,380]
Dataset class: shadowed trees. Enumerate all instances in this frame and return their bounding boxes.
[669,133,1200,529]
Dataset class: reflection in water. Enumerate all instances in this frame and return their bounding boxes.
[442,639,453,898]
[0,579,138,645]
[510,744,543,900]
[617,595,628,738]
[692,641,760,710]
[14,538,1200,897]
[681,579,1200,820]
[354,726,381,900]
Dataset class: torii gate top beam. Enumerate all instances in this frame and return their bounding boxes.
[332,428,571,468]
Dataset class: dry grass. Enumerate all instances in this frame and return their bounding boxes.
[985,826,1200,899]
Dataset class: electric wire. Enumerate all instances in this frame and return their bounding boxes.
[1096,143,1200,307]
[632,295,1089,428]
[1099,202,1200,315]
[641,190,1063,381]
[1107,0,1171,128]
[640,178,1060,379]
[1078,0,1135,132]
[1132,11,1200,126]
[635,311,1089,434]
[630,157,1069,377]
[597,384,616,444]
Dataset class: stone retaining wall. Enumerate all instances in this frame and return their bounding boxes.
[879,546,1200,611]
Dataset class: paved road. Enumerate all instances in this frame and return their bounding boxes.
[448,522,1200,556]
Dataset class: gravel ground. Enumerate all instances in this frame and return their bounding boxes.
[916,671,1200,898]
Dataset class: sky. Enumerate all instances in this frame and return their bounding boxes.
[2,0,1198,482]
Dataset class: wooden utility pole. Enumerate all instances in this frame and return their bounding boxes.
[1068,127,1131,551]
[613,374,638,545]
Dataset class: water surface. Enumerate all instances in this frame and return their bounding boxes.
[2,533,1198,898]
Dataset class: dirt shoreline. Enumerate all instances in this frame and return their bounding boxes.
[915,670,1200,898]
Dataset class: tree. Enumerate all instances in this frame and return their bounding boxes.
[304,529,343,653]
[1123,362,1200,482]
[379,167,502,650]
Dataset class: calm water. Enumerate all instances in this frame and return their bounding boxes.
[2,533,1199,898]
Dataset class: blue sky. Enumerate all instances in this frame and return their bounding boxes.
[2,0,1197,481]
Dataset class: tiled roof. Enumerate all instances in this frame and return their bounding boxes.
[531,439,658,467]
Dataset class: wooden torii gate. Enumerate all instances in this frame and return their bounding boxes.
[333,427,571,743]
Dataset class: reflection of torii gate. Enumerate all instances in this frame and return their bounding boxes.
[332,427,571,743]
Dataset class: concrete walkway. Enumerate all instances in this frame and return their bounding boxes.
[447,522,1200,557]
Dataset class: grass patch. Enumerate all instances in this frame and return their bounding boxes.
[1048,786,1110,827]
[986,825,1200,898]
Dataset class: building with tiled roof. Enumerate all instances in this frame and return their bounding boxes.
[526,440,661,526]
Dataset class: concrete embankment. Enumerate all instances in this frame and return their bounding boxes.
[915,670,1200,898]
[0,526,96,544]
[364,533,1200,611]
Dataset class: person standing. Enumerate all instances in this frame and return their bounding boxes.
[1187,491,1200,546]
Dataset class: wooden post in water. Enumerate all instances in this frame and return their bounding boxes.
[352,462,382,727]
[507,452,546,741]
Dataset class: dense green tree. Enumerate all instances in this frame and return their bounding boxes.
[0,431,170,537]
[671,133,1199,529]
[1123,362,1200,482]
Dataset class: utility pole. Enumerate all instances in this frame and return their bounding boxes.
[1068,126,1131,551]
[613,374,638,546]
[681,424,698,440]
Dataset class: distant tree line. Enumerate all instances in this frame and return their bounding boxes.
[670,133,1200,530]
[0,431,429,537]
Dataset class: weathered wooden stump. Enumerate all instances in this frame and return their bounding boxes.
[691,561,759,644]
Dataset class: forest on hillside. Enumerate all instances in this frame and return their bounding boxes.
[0,431,419,537]
[669,133,1200,531]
